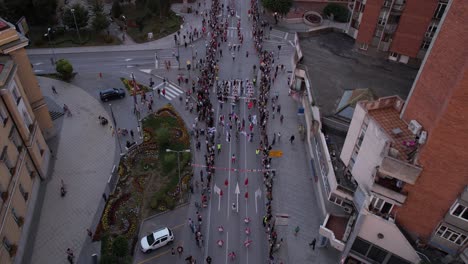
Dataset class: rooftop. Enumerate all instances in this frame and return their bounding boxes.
[363,96,417,162]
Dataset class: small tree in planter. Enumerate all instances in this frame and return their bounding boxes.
[55,59,74,81]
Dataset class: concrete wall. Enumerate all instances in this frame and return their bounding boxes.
[351,120,387,192]
[340,103,366,166]
[357,213,421,263]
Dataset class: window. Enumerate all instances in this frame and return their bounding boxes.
[388,255,412,264]
[22,110,32,130]
[0,105,8,126]
[356,122,368,149]
[19,184,28,201]
[378,11,387,25]
[160,237,168,243]
[359,43,368,50]
[389,52,398,58]
[1,146,13,172]
[368,245,387,262]
[421,39,431,50]
[9,126,22,152]
[329,195,344,206]
[36,140,44,156]
[351,237,371,256]
[11,208,19,223]
[434,2,447,19]
[3,237,11,252]
[370,196,394,215]
[11,85,21,105]
[425,21,438,38]
[436,225,468,246]
[349,148,359,171]
[25,161,34,179]
[451,203,468,221]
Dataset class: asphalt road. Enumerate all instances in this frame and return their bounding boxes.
[27,0,295,262]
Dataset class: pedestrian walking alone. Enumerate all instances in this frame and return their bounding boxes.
[309,238,317,250]
[231,154,236,164]
[52,86,58,94]
[290,135,295,144]
[294,226,300,236]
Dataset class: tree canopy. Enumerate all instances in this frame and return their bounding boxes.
[261,0,293,16]
[323,3,350,23]
[0,0,57,25]
[63,4,89,30]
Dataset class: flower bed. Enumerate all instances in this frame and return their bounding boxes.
[120,77,150,93]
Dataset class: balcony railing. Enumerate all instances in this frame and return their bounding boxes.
[379,156,422,184]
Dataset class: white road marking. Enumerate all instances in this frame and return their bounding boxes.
[34,69,44,73]
[140,69,152,74]
[124,58,133,61]
[33,62,44,66]
[126,65,134,68]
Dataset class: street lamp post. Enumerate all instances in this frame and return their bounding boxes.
[70,9,82,44]
[166,149,191,200]
[44,28,56,65]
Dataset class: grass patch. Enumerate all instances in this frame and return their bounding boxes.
[122,6,182,43]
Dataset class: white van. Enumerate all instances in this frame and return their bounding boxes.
[140,227,174,253]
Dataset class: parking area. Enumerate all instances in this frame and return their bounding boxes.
[133,205,189,264]
[299,32,418,116]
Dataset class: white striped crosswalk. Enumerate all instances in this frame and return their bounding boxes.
[226,28,252,38]
[153,82,184,101]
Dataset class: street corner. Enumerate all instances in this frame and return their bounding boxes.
[133,205,189,264]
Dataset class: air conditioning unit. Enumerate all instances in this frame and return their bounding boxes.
[343,205,353,214]
[418,130,427,144]
[408,120,422,135]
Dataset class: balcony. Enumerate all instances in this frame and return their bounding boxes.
[320,214,348,251]
[384,23,398,34]
[391,3,405,14]
[378,155,422,184]
[372,176,407,205]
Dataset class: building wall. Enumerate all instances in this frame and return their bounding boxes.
[351,120,387,192]
[341,103,366,166]
[357,213,421,263]
[390,0,438,57]
[397,0,468,241]
[356,0,384,44]
[9,49,54,139]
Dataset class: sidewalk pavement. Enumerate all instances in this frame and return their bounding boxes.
[267,63,340,263]
[23,77,117,264]
[26,2,204,55]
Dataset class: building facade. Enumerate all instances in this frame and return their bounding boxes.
[0,19,52,264]
[347,0,448,65]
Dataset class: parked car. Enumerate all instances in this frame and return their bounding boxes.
[99,88,126,101]
[140,227,174,253]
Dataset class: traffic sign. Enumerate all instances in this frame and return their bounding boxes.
[268,150,283,158]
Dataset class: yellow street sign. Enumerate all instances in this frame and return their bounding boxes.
[269,150,283,158]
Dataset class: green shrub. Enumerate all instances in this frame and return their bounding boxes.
[162,153,176,173]
[100,254,118,264]
[55,59,74,81]
[112,235,129,258]
[323,3,350,23]
[34,38,46,47]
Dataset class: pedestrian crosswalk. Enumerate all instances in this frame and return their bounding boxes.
[153,82,184,101]
[263,41,295,54]
[226,28,252,39]
[154,49,180,69]
[268,29,293,41]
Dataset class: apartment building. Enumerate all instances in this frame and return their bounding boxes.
[0,19,52,264]
[312,1,468,263]
[347,0,448,65]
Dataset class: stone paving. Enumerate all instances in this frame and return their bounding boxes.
[23,77,117,264]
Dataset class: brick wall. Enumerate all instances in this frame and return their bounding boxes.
[356,0,384,44]
[397,0,468,240]
[390,0,438,57]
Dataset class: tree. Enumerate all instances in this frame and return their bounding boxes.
[323,3,350,23]
[261,0,292,16]
[63,3,89,30]
[111,0,122,18]
[92,13,110,33]
[33,0,57,24]
[55,59,74,81]
[91,0,104,14]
